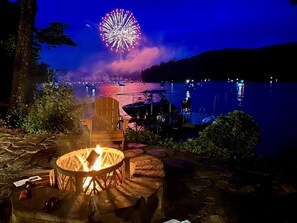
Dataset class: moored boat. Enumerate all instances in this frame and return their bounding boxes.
[122,90,176,119]
[118,81,125,86]
[201,115,216,125]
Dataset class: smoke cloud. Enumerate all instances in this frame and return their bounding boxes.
[78,45,176,81]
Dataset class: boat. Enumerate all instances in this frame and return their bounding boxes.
[118,81,125,86]
[184,79,195,90]
[122,90,176,119]
[201,115,216,125]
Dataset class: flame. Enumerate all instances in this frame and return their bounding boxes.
[75,145,104,192]
[76,145,103,172]
[92,145,103,170]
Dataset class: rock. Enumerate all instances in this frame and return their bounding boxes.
[127,142,147,149]
[124,149,144,158]
[163,219,192,223]
[163,158,195,172]
[29,148,56,168]
[163,219,182,223]
[146,148,167,158]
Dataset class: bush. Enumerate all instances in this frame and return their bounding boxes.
[125,128,162,145]
[193,110,260,160]
[21,82,84,134]
[125,127,185,152]
[125,110,260,161]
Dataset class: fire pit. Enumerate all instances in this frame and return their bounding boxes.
[55,146,127,195]
[12,147,165,223]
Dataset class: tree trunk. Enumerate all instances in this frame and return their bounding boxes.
[9,0,37,114]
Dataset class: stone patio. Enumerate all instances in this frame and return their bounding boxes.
[11,153,164,223]
[1,124,297,223]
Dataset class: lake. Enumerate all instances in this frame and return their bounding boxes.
[73,80,297,157]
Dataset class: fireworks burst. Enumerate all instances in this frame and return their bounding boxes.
[99,8,141,53]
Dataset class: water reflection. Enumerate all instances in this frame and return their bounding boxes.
[236,82,245,107]
[77,81,248,114]
[79,82,166,115]
[186,90,191,99]
[91,88,96,97]
[72,81,297,157]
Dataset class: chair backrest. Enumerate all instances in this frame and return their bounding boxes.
[94,97,120,131]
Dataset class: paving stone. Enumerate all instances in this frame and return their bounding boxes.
[12,187,93,223]
[1,124,297,223]
[11,153,164,223]
[163,158,196,172]
[124,148,144,158]
[146,148,167,158]
[127,142,147,149]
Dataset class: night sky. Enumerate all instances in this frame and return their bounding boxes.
[31,0,297,77]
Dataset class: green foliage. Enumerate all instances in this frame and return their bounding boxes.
[194,110,260,160]
[0,0,78,104]
[21,82,85,134]
[35,22,78,49]
[158,138,182,151]
[126,110,260,161]
[125,128,194,151]
[125,128,162,145]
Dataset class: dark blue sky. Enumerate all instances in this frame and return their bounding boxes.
[34,0,297,77]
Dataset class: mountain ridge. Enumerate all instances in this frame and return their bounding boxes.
[141,42,297,82]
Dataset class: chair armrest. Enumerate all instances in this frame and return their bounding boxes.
[121,115,131,131]
[80,115,94,132]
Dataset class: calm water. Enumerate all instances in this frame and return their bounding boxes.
[73,81,297,157]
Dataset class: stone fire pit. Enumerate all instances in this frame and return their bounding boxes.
[11,148,165,223]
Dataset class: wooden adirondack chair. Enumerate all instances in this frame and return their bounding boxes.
[81,97,130,150]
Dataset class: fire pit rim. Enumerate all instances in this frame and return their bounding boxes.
[55,147,125,176]
[55,159,125,177]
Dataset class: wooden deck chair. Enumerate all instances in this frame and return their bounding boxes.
[81,97,130,150]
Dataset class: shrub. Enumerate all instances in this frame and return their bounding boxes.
[194,110,260,160]
[21,82,84,134]
[125,128,162,145]
[125,110,260,161]
[126,128,186,152]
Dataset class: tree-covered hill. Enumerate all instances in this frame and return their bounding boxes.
[141,42,297,82]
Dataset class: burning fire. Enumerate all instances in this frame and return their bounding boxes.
[76,145,103,172]
[76,145,105,191]
[92,145,103,170]
[55,145,126,194]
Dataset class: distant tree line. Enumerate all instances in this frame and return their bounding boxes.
[291,0,297,5]
[141,42,297,82]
